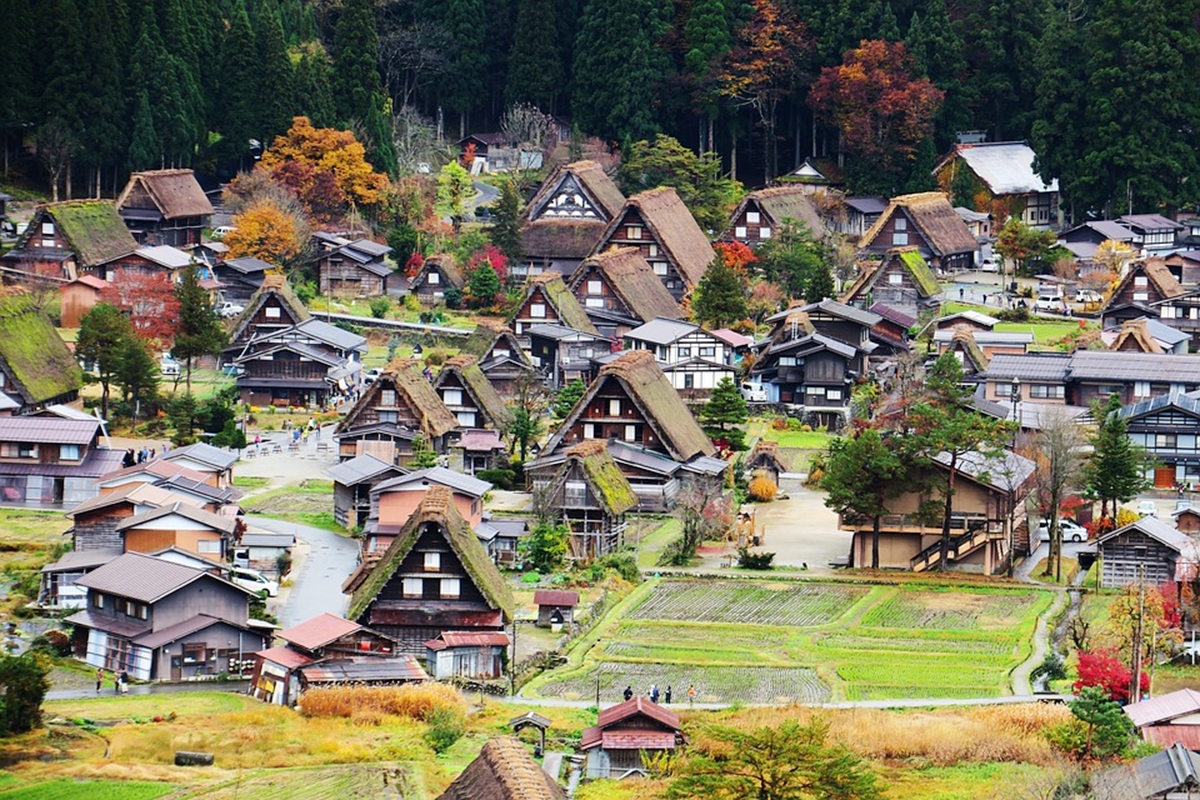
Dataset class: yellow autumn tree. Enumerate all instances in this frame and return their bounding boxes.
[261,116,389,216]
[226,201,305,263]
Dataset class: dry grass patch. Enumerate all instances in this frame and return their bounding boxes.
[299,683,465,723]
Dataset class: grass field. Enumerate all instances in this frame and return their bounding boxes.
[525,580,1051,703]
[938,301,1096,350]
[0,508,73,612]
[240,480,341,533]
[0,780,175,800]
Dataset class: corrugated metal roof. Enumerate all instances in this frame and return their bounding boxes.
[932,450,1035,492]
[256,645,314,670]
[434,632,510,647]
[600,731,678,750]
[1121,213,1184,232]
[1091,741,1200,800]
[526,323,607,341]
[1097,516,1200,560]
[295,318,369,352]
[624,318,700,345]
[324,454,404,486]
[844,196,888,214]
[1126,689,1200,728]
[116,502,237,534]
[0,417,99,444]
[534,590,579,607]
[69,482,203,516]
[239,531,294,548]
[135,613,229,648]
[161,442,239,471]
[372,466,493,498]
[596,696,682,731]
[951,142,1059,195]
[456,429,505,451]
[135,245,193,269]
[223,256,273,274]
[282,612,362,651]
[299,656,426,684]
[75,551,249,602]
[933,330,1033,345]
[41,548,121,573]
[64,609,148,638]
[936,311,999,329]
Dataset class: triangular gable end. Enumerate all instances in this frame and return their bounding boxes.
[531,173,605,221]
[336,361,458,440]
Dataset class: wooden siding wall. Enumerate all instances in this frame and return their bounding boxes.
[151,581,249,631]
[320,260,385,298]
[73,508,135,551]
[1100,530,1180,588]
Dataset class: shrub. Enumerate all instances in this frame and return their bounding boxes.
[786,417,803,431]
[476,468,515,490]
[424,705,466,752]
[1032,652,1066,684]
[443,287,463,309]
[369,296,391,318]
[423,347,449,367]
[771,418,789,431]
[996,307,1031,322]
[403,293,422,312]
[747,476,777,501]
[295,281,317,305]
[29,629,72,658]
[737,549,775,570]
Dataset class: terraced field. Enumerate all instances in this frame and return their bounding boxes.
[526,579,1052,703]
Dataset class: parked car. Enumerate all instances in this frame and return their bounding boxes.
[230,567,279,597]
[215,300,245,319]
[1038,518,1088,542]
[1137,500,1159,517]
[363,367,383,386]
[980,259,999,273]
[1075,289,1103,304]
[159,354,181,376]
[1034,294,1066,313]
[740,381,768,402]
[211,225,237,239]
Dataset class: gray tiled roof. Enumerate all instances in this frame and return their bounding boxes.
[76,551,244,603]
[371,466,493,498]
[294,318,369,352]
[980,353,1072,382]
[325,454,404,485]
[161,442,239,471]
[624,317,701,345]
[526,323,606,341]
[0,417,99,445]
[932,449,1035,492]
[1070,351,1200,382]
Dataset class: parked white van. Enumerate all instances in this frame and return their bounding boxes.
[740,382,768,402]
[230,567,279,597]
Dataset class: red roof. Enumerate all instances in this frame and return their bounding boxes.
[1141,724,1200,750]
[534,589,579,607]
[596,696,682,731]
[600,731,678,750]
[425,631,511,651]
[255,645,314,671]
[456,429,505,452]
[1126,688,1200,727]
[73,274,110,290]
[281,612,362,652]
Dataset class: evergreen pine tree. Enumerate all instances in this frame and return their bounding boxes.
[801,261,835,304]
[77,303,135,421]
[295,48,337,129]
[1085,393,1150,518]
[488,178,523,265]
[901,136,939,194]
[437,0,488,136]
[905,0,972,150]
[553,378,586,418]
[255,0,296,144]
[77,0,126,191]
[40,0,87,195]
[0,0,34,172]
[699,377,749,450]
[332,0,382,124]
[117,335,160,427]
[127,92,160,172]
[691,257,748,328]
[172,265,228,393]
[506,0,562,109]
[877,1,902,40]
[411,434,439,468]
[467,264,502,309]
[155,0,206,162]
[964,0,1048,141]
[219,0,260,165]
[682,0,731,146]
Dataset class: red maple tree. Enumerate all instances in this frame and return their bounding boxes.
[101,270,181,348]
[715,241,758,275]
[1074,648,1148,703]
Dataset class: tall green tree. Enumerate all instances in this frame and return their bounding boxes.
[332,0,395,173]
[77,0,127,193]
[699,377,749,450]
[489,178,523,266]
[961,0,1047,142]
[255,0,296,144]
[77,303,135,421]
[824,426,907,569]
[572,0,671,144]
[0,653,51,735]
[905,0,971,150]
[617,135,741,232]
[294,47,338,129]
[1084,393,1150,518]
[431,0,488,136]
[692,256,748,328]
[117,335,159,427]
[172,266,227,392]
[682,0,732,151]
[39,0,86,198]
[0,0,34,177]
[506,0,562,109]
[1029,1,1089,221]
[218,1,260,165]
[666,718,882,800]
[127,91,160,172]
[553,378,586,418]
[436,160,474,230]
[756,220,831,301]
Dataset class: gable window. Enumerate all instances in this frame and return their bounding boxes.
[265,307,281,318]
[892,232,909,246]
[746,211,760,224]
[424,552,440,571]
[735,226,748,238]
[530,303,546,318]
[648,244,659,257]
[627,225,642,240]
[427,271,440,284]
[895,218,907,231]
[378,410,398,423]
[888,273,903,284]
[761,227,772,239]
[1134,292,1149,301]
[624,424,638,441]
[652,262,668,276]
[59,444,80,461]
[440,578,461,599]
[1135,276,1148,287]
[584,423,595,439]
[402,578,423,598]
[42,222,55,236]
[380,389,396,406]
[565,480,587,503]
[587,280,602,295]
[442,389,463,406]
[608,399,621,416]
[586,298,604,308]
[1135,381,1151,396]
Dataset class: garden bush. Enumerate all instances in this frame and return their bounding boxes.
[369,296,391,318]
[476,469,515,490]
[423,705,466,753]
[737,549,775,570]
[747,476,777,501]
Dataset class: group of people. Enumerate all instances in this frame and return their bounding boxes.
[121,445,170,468]
[623,683,697,705]
[96,667,130,694]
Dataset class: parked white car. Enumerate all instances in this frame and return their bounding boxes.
[216,301,245,319]
[740,381,768,402]
[159,354,181,376]
[230,567,279,597]
[211,225,237,239]
[1037,518,1088,542]
[1034,295,1066,313]
[1137,500,1159,518]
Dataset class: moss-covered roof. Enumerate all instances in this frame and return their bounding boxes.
[518,273,597,334]
[0,293,82,404]
[45,201,138,268]
[230,272,309,341]
[437,354,513,430]
[347,486,514,623]
[898,249,941,297]
[460,320,527,362]
[951,327,989,372]
[566,440,637,515]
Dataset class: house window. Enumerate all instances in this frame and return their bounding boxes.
[92,592,104,609]
[652,262,668,276]
[761,227,772,239]
[746,211,761,224]
[1,443,37,459]
[424,552,440,571]
[265,307,281,318]
[41,222,54,236]
[428,271,440,284]
[565,480,587,503]
[779,356,797,366]
[1162,306,1176,319]
[678,347,691,357]
[183,643,206,664]
[1029,384,1065,399]
[587,280,602,295]
[735,226,748,238]
[402,578,423,598]
[892,232,909,245]
[608,399,621,416]
[895,218,907,231]
[995,381,1014,397]
[648,244,658,257]
[827,389,843,401]
[380,389,396,406]
[378,410,398,423]
[584,423,595,438]
[627,226,642,239]
[457,411,476,426]
[888,273,903,284]
[624,424,638,441]
[586,297,604,308]
[1135,276,1148,287]
[1156,434,1178,449]
[197,540,221,554]
[1134,292,1149,302]
[440,578,461,599]
[125,600,147,619]
[443,389,463,406]
[59,444,80,461]
[1134,381,1151,397]
[530,303,546,318]
[684,373,694,389]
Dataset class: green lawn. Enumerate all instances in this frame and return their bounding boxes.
[240,480,345,534]
[524,579,1052,703]
[938,301,1096,349]
[0,781,175,800]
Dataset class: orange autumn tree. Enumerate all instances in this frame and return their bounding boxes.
[226,201,305,263]
[809,40,943,187]
[260,116,390,219]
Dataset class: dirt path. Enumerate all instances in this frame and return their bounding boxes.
[1010,590,1066,695]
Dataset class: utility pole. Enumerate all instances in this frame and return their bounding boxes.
[1130,563,1146,703]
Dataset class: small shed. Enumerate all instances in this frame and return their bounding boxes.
[60,274,110,328]
[1125,689,1200,750]
[580,697,685,779]
[1095,516,1200,588]
[1091,742,1200,800]
[234,530,296,578]
[533,589,579,629]
[424,631,511,680]
[411,254,464,305]
[746,440,788,485]
[1174,507,1200,536]
[509,710,553,754]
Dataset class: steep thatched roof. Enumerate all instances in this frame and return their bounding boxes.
[842,247,940,302]
[860,192,978,256]
[347,486,514,624]
[436,354,513,429]
[229,272,309,341]
[513,273,598,333]
[564,440,637,515]
[733,186,826,236]
[1110,318,1166,354]
[117,169,214,219]
[0,293,82,404]
[573,247,682,322]
[1111,257,1186,303]
[460,320,527,362]
[335,358,458,439]
[747,439,788,473]
[612,187,714,287]
[520,219,608,260]
[525,160,626,222]
[437,737,566,800]
[43,201,138,267]
[950,327,989,372]
[414,254,465,289]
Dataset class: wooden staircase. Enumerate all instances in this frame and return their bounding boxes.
[910,526,993,572]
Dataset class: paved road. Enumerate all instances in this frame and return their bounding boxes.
[47,681,251,702]
[248,515,359,630]
[473,180,499,211]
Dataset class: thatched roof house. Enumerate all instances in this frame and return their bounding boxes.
[858,192,977,272]
[569,247,682,330]
[438,737,566,800]
[509,272,598,336]
[0,292,83,408]
[434,354,513,431]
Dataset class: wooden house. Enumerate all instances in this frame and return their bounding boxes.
[117,502,239,563]
[1121,392,1200,488]
[623,318,734,399]
[0,416,122,508]
[580,697,685,779]
[857,192,978,273]
[1103,317,1189,355]
[592,187,715,301]
[1174,507,1200,535]
[1164,250,1200,287]
[450,428,507,475]
[214,256,273,305]
[1124,690,1200,751]
[69,482,205,552]
[315,237,395,298]
[936,328,991,380]
[746,440,787,485]
[722,185,826,248]
[1154,289,1200,350]
[38,548,123,610]
[1096,516,1200,588]
[838,450,1036,574]
[343,486,514,657]
[68,551,269,681]
[59,275,110,328]
[232,318,367,409]
[534,589,579,628]
[842,247,943,318]
[1107,258,1186,310]
[116,169,213,247]
[538,440,637,561]
[108,244,197,284]
[458,321,536,398]
[527,324,611,389]
[508,271,598,338]
[157,443,239,489]
[334,360,458,465]
[935,310,999,333]
[525,350,722,512]
[437,737,567,800]
[866,303,916,354]
[1,201,138,283]
[1120,214,1184,253]
[568,247,683,338]
[0,293,83,412]
[225,274,310,352]
[325,454,407,530]
[518,159,627,281]
[933,142,1059,229]
[361,467,492,557]
[410,255,464,305]
[424,630,511,680]
[433,354,513,431]
[838,196,888,238]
